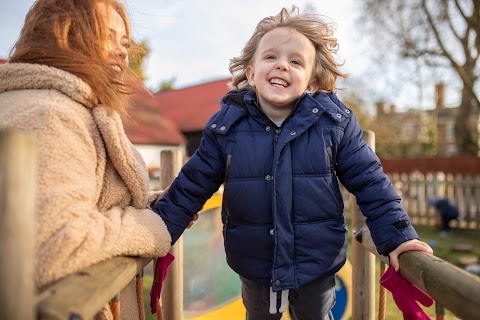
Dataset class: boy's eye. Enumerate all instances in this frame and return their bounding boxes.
[291,60,301,65]
[265,55,276,60]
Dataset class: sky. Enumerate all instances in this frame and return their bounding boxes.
[0,0,459,113]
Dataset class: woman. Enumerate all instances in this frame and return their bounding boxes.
[0,0,171,318]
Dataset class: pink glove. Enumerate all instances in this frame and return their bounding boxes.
[380,265,433,320]
[150,252,175,314]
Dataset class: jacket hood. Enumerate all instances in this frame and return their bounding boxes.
[0,63,98,110]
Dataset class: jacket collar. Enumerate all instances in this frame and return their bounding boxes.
[0,63,98,110]
[213,89,353,135]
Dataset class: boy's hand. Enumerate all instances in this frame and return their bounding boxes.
[388,239,433,271]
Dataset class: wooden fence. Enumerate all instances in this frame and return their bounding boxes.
[2,129,480,320]
[389,172,480,229]
[340,171,480,230]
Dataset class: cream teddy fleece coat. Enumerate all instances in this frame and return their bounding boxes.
[0,63,172,319]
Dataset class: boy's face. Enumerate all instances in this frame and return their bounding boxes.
[246,27,317,112]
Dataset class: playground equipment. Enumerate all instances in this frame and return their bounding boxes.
[2,131,479,320]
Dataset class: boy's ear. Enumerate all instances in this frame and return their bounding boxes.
[245,66,255,87]
[306,79,320,93]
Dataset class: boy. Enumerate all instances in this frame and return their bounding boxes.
[154,6,432,319]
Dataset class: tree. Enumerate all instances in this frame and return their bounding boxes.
[129,40,150,81]
[359,0,479,155]
[158,77,177,92]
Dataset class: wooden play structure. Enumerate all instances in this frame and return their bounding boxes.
[1,130,479,320]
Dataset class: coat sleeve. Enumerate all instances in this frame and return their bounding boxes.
[33,105,171,288]
[335,112,418,255]
[154,119,225,244]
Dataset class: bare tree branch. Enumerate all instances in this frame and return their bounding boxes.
[359,0,480,154]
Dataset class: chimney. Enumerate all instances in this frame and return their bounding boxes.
[390,104,397,114]
[435,82,445,109]
[376,101,387,117]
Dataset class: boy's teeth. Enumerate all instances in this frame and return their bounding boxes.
[270,78,287,86]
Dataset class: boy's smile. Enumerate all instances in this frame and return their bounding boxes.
[246,27,317,122]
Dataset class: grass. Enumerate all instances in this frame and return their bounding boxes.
[141,222,479,320]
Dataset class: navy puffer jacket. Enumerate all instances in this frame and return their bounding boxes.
[155,90,418,291]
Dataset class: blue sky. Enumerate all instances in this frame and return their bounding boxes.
[0,0,459,112]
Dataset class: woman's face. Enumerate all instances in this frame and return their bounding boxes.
[97,2,129,76]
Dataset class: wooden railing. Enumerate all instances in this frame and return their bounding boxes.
[37,256,151,319]
[353,224,480,320]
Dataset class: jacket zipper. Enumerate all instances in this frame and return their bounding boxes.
[253,94,305,148]
[274,127,281,146]
[223,154,232,241]
[327,146,341,217]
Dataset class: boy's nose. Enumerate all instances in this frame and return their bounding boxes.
[276,60,288,71]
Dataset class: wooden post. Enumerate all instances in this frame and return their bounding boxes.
[351,130,376,320]
[159,149,184,320]
[0,130,36,320]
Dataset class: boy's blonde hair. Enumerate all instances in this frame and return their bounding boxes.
[229,6,347,92]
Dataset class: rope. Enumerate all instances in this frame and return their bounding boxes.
[378,261,387,320]
[435,302,446,320]
[110,294,121,320]
[156,298,164,320]
[136,270,146,320]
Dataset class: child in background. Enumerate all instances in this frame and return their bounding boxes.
[154,6,432,319]
[428,197,463,236]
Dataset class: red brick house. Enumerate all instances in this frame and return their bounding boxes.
[154,78,232,156]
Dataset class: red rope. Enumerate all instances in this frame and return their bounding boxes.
[136,270,146,320]
[156,298,164,320]
[378,262,387,320]
[435,302,446,320]
[110,294,120,320]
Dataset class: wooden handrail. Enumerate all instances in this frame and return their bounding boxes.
[37,256,151,320]
[355,225,480,320]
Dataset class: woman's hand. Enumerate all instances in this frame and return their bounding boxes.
[187,213,199,228]
[149,185,198,228]
[149,188,169,209]
[388,239,433,271]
